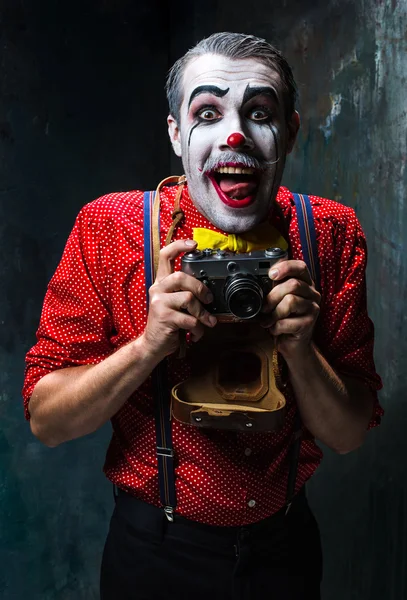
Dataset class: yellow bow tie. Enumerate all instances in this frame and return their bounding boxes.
[193,222,287,254]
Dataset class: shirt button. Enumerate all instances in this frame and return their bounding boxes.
[244,448,252,457]
[248,499,256,508]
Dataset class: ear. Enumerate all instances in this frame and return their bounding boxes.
[167,115,182,157]
[286,110,300,154]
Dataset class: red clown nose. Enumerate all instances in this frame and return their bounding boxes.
[227,132,245,148]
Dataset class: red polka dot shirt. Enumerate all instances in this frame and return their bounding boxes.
[23,184,383,526]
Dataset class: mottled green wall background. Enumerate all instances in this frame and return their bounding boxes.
[0,1,170,599]
[274,2,407,598]
[1,0,406,598]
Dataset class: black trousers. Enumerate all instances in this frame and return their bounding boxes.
[100,488,322,600]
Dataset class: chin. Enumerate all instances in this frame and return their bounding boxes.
[190,181,273,232]
[208,208,268,234]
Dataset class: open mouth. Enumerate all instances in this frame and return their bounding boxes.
[206,164,261,208]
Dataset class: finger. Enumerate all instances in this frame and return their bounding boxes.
[269,260,313,286]
[189,323,205,342]
[262,298,319,328]
[263,278,321,313]
[170,308,216,337]
[151,290,217,328]
[170,310,203,333]
[266,313,318,336]
[156,271,214,305]
[155,239,197,282]
[170,291,218,328]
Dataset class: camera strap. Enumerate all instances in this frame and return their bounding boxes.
[143,187,320,521]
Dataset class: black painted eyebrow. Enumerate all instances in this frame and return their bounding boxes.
[188,85,230,109]
[242,85,278,105]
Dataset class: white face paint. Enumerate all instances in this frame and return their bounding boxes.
[168,54,297,233]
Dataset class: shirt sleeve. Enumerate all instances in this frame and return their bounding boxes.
[315,205,383,429]
[22,202,114,420]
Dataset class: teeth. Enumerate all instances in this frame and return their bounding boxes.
[214,166,255,175]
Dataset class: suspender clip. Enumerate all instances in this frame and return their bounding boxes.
[157,447,174,458]
[164,506,174,522]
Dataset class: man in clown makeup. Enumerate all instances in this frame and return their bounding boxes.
[23,32,383,599]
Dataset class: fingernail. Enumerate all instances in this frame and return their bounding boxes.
[269,269,279,279]
[185,240,197,247]
[206,292,214,303]
[209,315,217,326]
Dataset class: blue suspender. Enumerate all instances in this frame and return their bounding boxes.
[143,191,156,301]
[143,190,320,518]
[291,193,321,291]
[285,193,320,510]
[143,191,176,522]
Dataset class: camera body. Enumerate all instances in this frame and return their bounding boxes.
[181,247,287,320]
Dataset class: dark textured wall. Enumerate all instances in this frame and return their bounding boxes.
[0,1,170,598]
[1,1,406,598]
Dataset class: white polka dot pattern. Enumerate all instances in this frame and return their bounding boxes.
[23,185,383,526]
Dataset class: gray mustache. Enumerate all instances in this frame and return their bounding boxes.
[203,152,278,172]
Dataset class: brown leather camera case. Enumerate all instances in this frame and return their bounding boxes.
[171,322,287,432]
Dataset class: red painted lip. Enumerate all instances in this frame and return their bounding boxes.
[206,165,261,208]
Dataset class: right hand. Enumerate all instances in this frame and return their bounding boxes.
[142,239,217,359]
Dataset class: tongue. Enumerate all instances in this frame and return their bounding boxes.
[219,177,257,200]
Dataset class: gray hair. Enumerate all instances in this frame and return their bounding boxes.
[166,32,298,125]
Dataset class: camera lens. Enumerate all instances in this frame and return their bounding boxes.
[224,274,263,319]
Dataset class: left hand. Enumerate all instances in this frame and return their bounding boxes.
[261,260,321,358]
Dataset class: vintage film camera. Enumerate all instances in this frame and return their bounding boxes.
[181,247,287,321]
